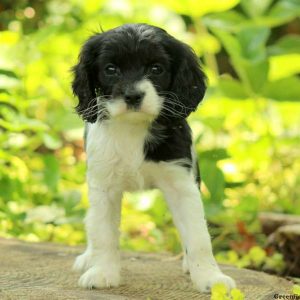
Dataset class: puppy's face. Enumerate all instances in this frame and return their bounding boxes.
[72,24,206,123]
[96,32,171,121]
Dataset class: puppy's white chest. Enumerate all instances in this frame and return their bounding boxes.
[86,121,148,189]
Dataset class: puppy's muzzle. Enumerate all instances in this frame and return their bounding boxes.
[124,89,145,109]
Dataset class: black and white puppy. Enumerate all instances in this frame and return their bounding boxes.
[72,23,235,292]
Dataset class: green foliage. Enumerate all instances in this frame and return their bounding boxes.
[0,0,300,276]
[216,246,285,274]
[293,285,300,296]
[211,283,245,300]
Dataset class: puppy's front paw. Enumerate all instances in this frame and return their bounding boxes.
[78,265,120,289]
[73,251,92,273]
[192,270,236,293]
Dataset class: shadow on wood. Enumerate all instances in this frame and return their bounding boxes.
[0,238,292,299]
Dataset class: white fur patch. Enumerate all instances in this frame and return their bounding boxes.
[105,79,162,121]
[137,79,162,117]
[106,98,127,118]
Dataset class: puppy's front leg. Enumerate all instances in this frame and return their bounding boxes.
[157,167,236,293]
[73,185,122,289]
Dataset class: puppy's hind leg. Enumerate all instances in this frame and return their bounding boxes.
[156,164,236,293]
[74,185,122,289]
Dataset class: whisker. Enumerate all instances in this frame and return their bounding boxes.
[77,100,107,114]
[157,91,195,111]
[160,104,186,118]
[81,106,108,119]
[162,97,195,111]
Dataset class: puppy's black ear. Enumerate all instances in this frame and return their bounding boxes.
[72,37,99,123]
[169,42,206,118]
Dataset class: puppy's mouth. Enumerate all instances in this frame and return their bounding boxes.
[103,80,162,122]
[126,103,142,111]
[106,99,156,122]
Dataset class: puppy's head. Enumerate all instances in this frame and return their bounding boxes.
[72,23,206,123]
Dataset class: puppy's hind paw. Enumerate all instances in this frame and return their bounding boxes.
[78,266,120,289]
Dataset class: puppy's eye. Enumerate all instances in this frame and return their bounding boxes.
[150,64,164,75]
[104,64,119,76]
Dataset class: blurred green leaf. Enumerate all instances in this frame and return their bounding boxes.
[211,283,228,300]
[268,35,300,56]
[237,27,270,61]
[243,59,269,93]
[203,11,246,32]
[237,27,270,92]
[213,28,270,93]
[156,0,240,17]
[292,285,300,296]
[200,160,225,203]
[0,69,18,78]
[269,54,300,81]
[42,132,63,150]
[200,148,230,161]
[265,253,285,273]
[240,0,273,18]
[43,155,60,192]
[0,88,9,94]
[218,76,249,98]
[263,76,300,101]
[267,0,300,24]
[231,288,245,300]
[248,246,266,267]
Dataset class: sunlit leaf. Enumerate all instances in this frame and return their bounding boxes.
[248,246,266,267]
[269,54,300,81]
[74,0,105,14]
[292,285,300,296]
[0,75,19,89]
[151,0,240,17]
[203,11,246,33]
[200,148,230,161]
[231,288,245,300]
[211,283,229,300]
[263,76,300,101]
[42,132,63,150]
[218,76,249,98]
[0,31,20,45]
[240,0,273,18]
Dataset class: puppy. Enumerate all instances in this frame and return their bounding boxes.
[72,23,235,293]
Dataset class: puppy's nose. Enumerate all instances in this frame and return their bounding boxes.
[124,90,145,107]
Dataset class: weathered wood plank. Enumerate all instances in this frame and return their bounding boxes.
[259,212,300,235]
[0,238,293,299]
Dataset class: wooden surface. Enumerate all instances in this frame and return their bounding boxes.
[0,238,293,300]
[259,212,300,235]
